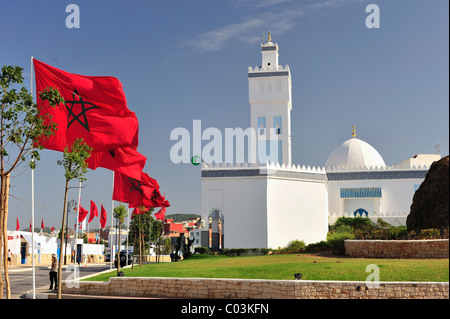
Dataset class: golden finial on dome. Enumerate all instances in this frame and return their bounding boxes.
[268,30,271,42]
[352,125,356,138]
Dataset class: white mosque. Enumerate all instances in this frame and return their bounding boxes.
[199,35,440,249]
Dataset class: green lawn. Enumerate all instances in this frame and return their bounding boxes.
[85,254,449,282]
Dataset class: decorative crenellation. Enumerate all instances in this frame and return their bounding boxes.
[328,211,409,227]
[328,211,410,218]
[248,64,290,73]
[201,161,327,175]
[202,161,430,174]
[327,170,428,181]
[325,163,430,172]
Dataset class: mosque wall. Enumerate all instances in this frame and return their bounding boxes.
[266,177,328,247]
[201,175,268,249]
[327,173,426,225]
[201,164,329,249]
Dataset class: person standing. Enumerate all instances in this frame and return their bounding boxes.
[49,254,58,290]
[7,249,13,266]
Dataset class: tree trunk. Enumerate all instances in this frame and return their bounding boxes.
[117,222,121,275]
[1,174,11,298]
[139,215,142,266]
[57,179,69,299]
[0,175,3,299]
[64,208,69,265]
[0,227,3,299]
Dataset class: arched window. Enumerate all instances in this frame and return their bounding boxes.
[353,208,369,217]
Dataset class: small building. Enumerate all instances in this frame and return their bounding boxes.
[189,229,209,250]
[6,230,105,265]
[6,231,58,265]
[163,219,189,237]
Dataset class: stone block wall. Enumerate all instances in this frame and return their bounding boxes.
[344,239,449,259]
[62,277,449,299]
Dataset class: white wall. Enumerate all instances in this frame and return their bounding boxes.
[393,154,440,169]
[328,176,425,226]
[39,236,58,254]
[201,166,329,249]
[202,176,268,249]
[267,178,328,247]
[380,178,424,214]
[248,68,292,105]
[6,231,21,255]
[6,231,58,255]
[250,102,292,165]
[82,244,105,255]
[329,178,423,215]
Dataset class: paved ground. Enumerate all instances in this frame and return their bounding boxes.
[3,262,116,299]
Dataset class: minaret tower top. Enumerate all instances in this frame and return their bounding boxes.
[261,31,279,68]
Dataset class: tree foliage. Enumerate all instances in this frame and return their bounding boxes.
[0,65,60,299]
[57,138,92,182]
[1,66,59,173]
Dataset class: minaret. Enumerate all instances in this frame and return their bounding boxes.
[248,32,292,165]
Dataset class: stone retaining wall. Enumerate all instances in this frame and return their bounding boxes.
[135,255,171,263]
[344,239,449,259]
[62,277,449,299]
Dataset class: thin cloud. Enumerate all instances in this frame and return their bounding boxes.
[186,18,265,53]
[182,0,363,53]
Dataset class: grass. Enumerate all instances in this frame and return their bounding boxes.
[84,254,449,282]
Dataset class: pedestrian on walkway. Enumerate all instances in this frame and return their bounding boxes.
[7,249,13,266]
[49,254,58,290]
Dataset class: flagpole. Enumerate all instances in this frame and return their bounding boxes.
[99,201,103,245]
[126,207,129,266]
[30,55,36,300]
[148,212,156,263]
[74,180,81,269]
[110,171,114,270]
[87,201,89,245]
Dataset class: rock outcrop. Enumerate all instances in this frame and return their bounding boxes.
[407,155,449,232]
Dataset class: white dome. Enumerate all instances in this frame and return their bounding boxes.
[325,137,386,169]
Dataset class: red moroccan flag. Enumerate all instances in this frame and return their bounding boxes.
[100,204,107,228]
[131,207,142,219]
[29,219,32,232]
[113,171,162,208]
[41,217,45,229]
[33,59,139,152]
[88,200,98,223]
[87,147,146,180]
[16,217,20,231]
[154,207,166,221]
[78,205,89,223]
[51,226,55,233]
[154,195,170,220]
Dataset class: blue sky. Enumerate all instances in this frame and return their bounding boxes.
[1,0,448,230]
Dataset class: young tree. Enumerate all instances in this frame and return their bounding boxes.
[0,65,59,299]
[138,207,149,266]
[113,204,128,275]
[128,209,165,265]
[56,138,92,299]
[154,220,165,263]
